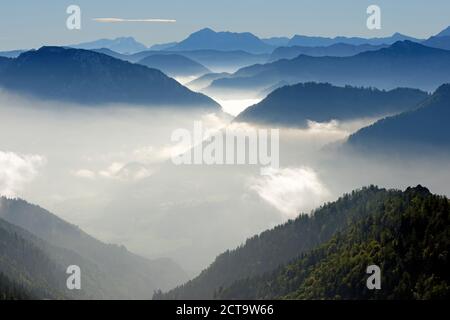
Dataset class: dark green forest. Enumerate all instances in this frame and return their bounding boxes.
[0,218,71,300]
[158,186,449,300]
[216,186,449,299]
[0,272,34,300]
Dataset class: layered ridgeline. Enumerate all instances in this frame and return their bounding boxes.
[235,83,428,127]
[269,43,387,61]
[104,49,268,72]
[217,186,449,300]
[287,32,421,47]
[150,28,422,54]
[157,186,403,299]
[157,186,450,300]
[347,84,450,152]
[138,54,210,78]
[0,197,188,299]
[186,72,231,91]
[207,41,450,97]
[0,47,220,109]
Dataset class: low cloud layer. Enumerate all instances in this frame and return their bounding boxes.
[250,166,331,218]
[0,151,45,197]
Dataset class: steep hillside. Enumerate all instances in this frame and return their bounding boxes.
[218,186,449,300]
[0,197,188,299]
[157,186,396,299]
[347,83,450,152]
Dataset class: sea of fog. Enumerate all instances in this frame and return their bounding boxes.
[1,90,450,275]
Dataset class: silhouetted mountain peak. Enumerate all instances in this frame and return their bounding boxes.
[168,28,273,53]
[0,46,220,108]
[195,27,215,35]
[392,32,408,38]
[189,28,260,40]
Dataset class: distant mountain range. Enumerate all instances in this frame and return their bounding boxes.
[157,185,449,299]
[235,83,428,127]
[0,46,220,109]
[287,32,422,47]
[148,29,431,54]
[0,197,188,299]
[269,43,387,61]
[4,25,449,62]
[162,28,274,54]
[346,83,450,153]
[138,54,210,78]
[207,41,450,98]
[70,37,148,54]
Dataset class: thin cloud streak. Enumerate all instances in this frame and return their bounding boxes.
[93,18,176,23]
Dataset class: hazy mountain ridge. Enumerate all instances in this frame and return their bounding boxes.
[287,32,422,47]
[269,43,387,61]
[186,72,231,91]
[0,197,189,299]
[138,54,210,77]
[70,37,148,54]
[346,83,450,152]
[207,41,450,97]
[234,82,428,127]
[0,46,220,108]
[0,216,98,299]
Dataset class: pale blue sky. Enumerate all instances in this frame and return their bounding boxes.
[0,0,449,50]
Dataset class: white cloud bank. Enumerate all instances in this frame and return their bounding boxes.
[0,151,45,197]
[250,167,331,219]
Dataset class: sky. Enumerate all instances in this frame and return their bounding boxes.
[0,0,449,51]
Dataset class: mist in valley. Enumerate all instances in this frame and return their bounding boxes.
[1,87,449,279]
